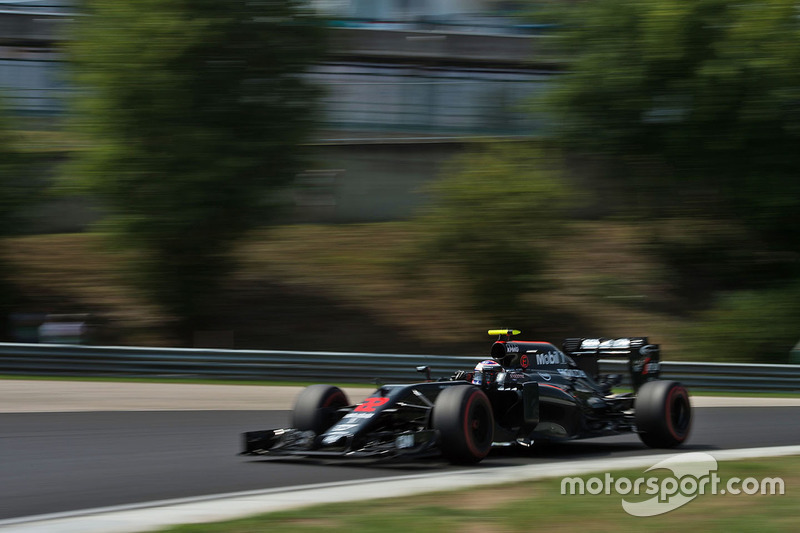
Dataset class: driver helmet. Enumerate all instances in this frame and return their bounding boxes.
[472,359,503,388]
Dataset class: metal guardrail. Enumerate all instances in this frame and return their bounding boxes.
[598,360,800,393]
[0,343,478,384]
[0,343,798,392]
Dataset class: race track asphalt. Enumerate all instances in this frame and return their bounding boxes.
[2,405,799,520]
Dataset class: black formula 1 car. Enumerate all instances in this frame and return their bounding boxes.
[242,330,692,464]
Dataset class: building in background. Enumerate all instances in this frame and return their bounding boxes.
[0,0,555,226]
[312,0,499,24]
[0,1,69,118]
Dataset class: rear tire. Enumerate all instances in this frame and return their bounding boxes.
[292,385,349,434]
[433,385,494,464]
[635,380,692,448]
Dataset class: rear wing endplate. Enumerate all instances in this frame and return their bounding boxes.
[562,337,661,391]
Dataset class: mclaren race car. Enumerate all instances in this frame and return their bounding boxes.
[242,330,692,464]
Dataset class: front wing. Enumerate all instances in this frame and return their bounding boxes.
[241,427,441,459]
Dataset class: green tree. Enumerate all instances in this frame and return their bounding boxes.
[0,107,30,235]
[413,143,574,317]
[64,0,324,339]
[542,0,800,254]
[0,98,35,335]
[689,282,800,363]
[536,0,800,360]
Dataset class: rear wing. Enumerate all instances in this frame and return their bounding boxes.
[563,337,661,391]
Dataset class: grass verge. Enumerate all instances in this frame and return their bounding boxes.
[161,456,798,533]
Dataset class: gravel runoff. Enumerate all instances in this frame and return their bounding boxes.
[1,380,799,413]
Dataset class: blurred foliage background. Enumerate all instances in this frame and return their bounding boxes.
[410,143,574,315]
[0,97,38,330]
[61,0,324,337]
[1,0,798,362]
[525,0,800,361]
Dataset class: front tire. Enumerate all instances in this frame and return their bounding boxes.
[292,384,349,434]
[433,385,494,464]
[635,380,692,448]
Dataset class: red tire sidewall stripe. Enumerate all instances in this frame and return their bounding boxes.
[462,390,487,458]
[665,385,687,441]
[322,391,346,408]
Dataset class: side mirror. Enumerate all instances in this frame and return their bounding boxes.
[416,365,431,381]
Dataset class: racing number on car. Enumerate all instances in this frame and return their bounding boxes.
[354,397,390,412]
